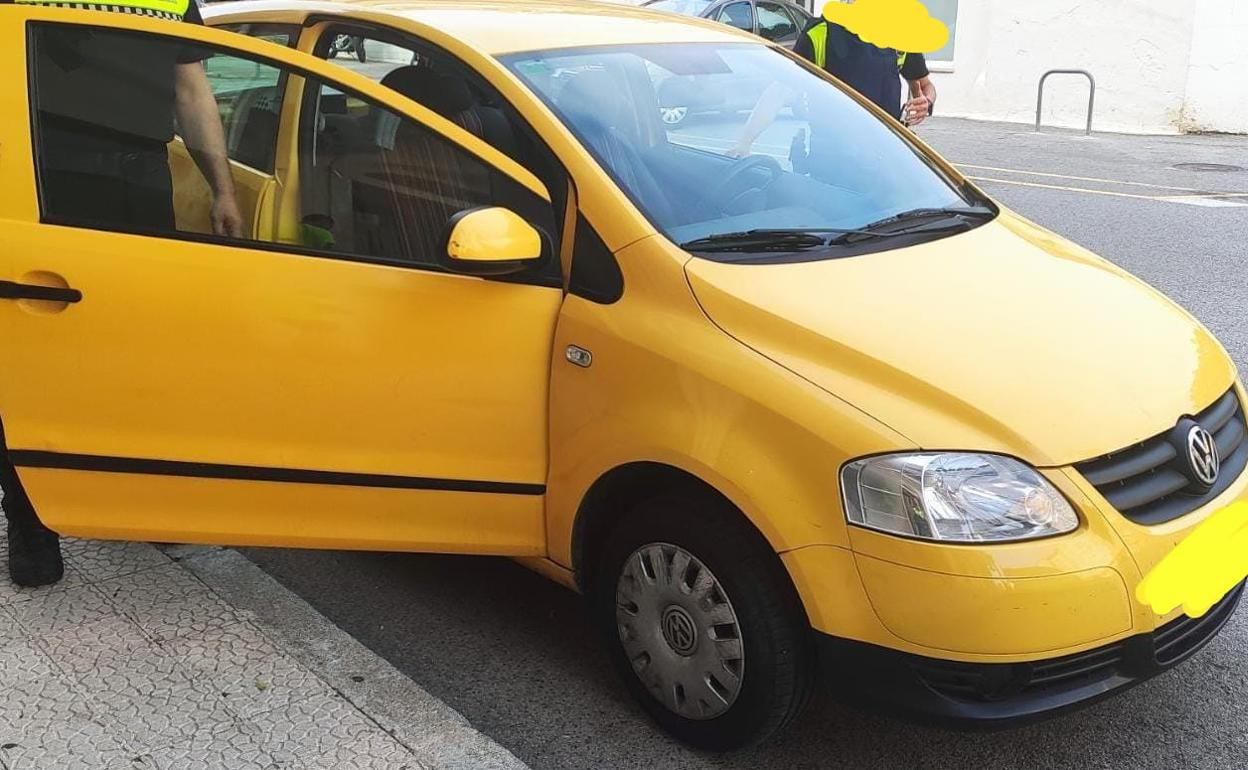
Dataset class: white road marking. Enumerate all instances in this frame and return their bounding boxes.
[952,163,1219,193]
[966,175,1248,208]
[1156,196,1248,208]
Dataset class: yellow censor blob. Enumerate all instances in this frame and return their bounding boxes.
[822,0,949,53]
[1136,501,1248,619]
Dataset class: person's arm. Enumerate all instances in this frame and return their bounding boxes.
[173,60,243,238]
[902,76,935,126]
[727,82,794,158]
[727,21,818,158]
[899,53,935,127]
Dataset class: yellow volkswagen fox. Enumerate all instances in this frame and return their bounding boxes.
[0,0,1243,749]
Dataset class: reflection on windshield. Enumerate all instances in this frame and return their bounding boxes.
[505,43,973,257]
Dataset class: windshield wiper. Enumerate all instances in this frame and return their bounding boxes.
[680,208,995,253]
[679,228,873,253]
[862,206,995,231]
[827,206,996,245]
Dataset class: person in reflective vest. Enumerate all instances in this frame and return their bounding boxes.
[728,2,937,161]
[18,0,242,235]
[796,11,934,124]
[3,0,241,588]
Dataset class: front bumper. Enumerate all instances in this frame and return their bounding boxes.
[819,581,1243,729]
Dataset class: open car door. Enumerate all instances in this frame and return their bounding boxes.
[0,6,563,555]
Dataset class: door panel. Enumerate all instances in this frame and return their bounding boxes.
[168,141,276,238]
[0,9,562,553]
[1,218,558,552]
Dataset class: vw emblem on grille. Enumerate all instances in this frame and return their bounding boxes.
[661,605,698,656]
[1186,425,1220,487]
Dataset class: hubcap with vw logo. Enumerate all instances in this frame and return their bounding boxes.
[615,543,745,720]
[1186,424,1221,487]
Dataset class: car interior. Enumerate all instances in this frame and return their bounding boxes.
[291,30,565,277]
[545,55,874,244]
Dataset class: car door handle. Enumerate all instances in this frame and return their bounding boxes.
[0,280,82,304]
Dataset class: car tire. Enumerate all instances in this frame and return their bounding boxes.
[592,494,815,750]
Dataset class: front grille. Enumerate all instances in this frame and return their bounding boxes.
[913,582,1243,702]
[1075,388,1248,525]
[1153,582,1243,665]
[1028,643,1125,692]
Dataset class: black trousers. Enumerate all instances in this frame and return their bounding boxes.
[39,132,176,232]
[0,421,42,534]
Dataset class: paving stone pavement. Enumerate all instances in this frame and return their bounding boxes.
[0,502,527,769]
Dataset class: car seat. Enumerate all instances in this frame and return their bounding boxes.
[555,69,673,219]
[379,66,519,160]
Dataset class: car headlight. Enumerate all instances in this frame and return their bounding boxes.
[840,453,1078,543]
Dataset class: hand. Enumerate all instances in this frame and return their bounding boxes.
[211,193,244,239]
[725,141,752,159]
[903,95,931,127]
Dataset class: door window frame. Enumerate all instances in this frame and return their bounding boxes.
[199,48,289,174]
[212,22,302,49]
[20,14,561,287]
[755,1,798,43]
[714,1,757,33]
[293,70,561,285]
[302,19,576,279]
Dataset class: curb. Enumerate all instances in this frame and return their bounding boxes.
[172,545,528,770]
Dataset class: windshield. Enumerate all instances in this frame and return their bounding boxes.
[505,43,982,260]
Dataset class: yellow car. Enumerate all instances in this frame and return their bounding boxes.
[1,0,1244,750]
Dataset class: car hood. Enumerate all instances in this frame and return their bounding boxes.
[684,212,1237,467]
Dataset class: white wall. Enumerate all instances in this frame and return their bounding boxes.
[1182,0,1248,133]
[617,0,1245,134]
[927,0,1199,135]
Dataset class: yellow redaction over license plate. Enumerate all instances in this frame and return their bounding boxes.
[1137,501,1248,618]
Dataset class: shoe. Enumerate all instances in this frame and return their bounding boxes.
[7,522,63,587]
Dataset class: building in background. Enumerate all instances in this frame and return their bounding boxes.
[613,0,1246,134]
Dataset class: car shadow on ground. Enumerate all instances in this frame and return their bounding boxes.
[242,548,1248,770]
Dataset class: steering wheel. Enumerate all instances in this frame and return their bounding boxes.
[710,155,783,214]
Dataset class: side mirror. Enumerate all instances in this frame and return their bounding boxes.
[441,207,543,276]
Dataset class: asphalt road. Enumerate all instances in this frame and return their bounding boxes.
[244,118,1248,770]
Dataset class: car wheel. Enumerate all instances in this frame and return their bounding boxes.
[593,494,815,750]
[660,106,689,126]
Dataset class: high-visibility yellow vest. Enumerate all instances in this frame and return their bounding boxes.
[11,0,191,21]
[806,21,907,72]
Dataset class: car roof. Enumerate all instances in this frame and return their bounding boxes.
[205,0,760,55]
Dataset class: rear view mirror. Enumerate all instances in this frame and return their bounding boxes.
[442,207,542,276]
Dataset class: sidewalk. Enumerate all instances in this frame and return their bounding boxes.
[0,509,528,770]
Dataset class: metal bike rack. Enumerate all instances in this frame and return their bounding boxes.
[1035,69,1096,135]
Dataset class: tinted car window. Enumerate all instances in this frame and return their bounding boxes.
[313,29,535,175]
[214,23,300,48]
[27,21,559,286]
[716,2,754,30]
[757,3,798,40]
[203,53,285,172]
[28,24,285,238]
[299,80,559,280]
